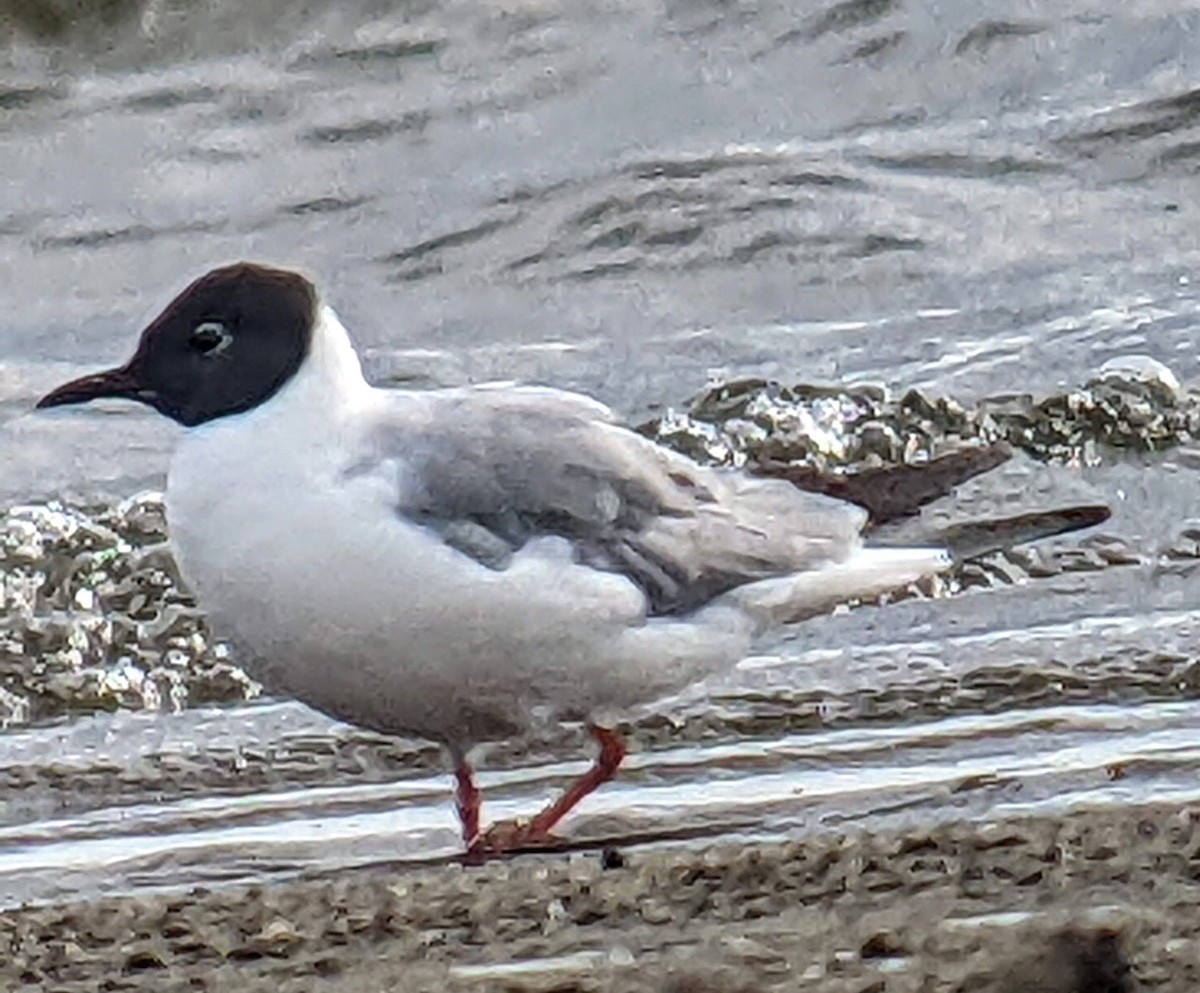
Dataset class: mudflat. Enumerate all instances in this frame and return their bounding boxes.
[2,798,1192,992]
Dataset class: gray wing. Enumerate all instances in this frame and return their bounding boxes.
[370,385,868,616]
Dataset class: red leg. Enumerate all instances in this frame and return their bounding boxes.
[469,725,626,857]
[526,726,626,836]
[454,758,482,846]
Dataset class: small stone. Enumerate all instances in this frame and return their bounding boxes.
[1094,354,1182,405]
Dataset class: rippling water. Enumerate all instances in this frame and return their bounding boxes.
[3,0,1200,908]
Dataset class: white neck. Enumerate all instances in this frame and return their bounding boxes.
[280,305,374,415]
[168,302,380,583]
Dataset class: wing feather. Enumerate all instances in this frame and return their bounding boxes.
[370,385,867,615]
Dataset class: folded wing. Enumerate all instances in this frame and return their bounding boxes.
[371,385,869,616]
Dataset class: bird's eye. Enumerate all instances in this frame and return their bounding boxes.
[190,320,232,355]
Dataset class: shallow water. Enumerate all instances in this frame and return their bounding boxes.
[2,0,1200,913]
[5,0,1200,499]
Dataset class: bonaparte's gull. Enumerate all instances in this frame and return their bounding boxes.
[38,263,1106,856]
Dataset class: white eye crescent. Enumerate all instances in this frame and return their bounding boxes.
[190,320,233,355]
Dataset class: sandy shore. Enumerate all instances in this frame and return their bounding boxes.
[2,799,1193,992]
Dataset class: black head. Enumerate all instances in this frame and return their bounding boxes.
[37,263,316,427]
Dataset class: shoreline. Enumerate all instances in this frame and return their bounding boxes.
[2,798,1192,991]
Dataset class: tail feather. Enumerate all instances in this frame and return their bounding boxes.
[724,546,950,629]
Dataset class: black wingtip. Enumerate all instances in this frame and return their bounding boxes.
[1056,503,1112,530]
[758,441,1015,526]
[932,503,1112,561]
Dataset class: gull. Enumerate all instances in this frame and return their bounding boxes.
[38,262,1107,856]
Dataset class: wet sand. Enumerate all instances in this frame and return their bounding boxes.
[3,798,1193,992]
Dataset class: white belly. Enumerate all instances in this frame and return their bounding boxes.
[166,412,751,748]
